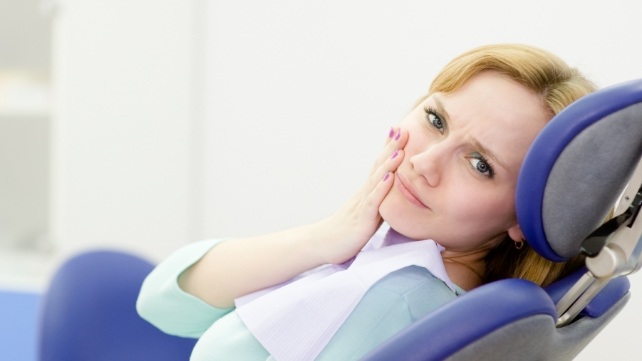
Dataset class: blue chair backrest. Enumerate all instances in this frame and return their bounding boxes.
[38,250,197,361]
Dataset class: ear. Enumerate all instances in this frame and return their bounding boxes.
[507,223,524,242]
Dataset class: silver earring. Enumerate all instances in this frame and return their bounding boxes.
[514,239,524,250]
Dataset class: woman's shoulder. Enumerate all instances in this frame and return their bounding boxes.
[317,266,460,360]
[365,266,461,318]
[378,265,461,291]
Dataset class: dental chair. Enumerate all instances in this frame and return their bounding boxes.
[38,79,642,361]
[38,250,197,361]
[363,78,642,360]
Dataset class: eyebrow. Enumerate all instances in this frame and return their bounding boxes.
[431,95,508,171]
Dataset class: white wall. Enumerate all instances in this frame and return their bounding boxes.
[200,1,642,360]
[50,0,201,260]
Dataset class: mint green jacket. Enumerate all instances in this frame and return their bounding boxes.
[137,239,462,360]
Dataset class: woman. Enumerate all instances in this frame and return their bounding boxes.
[137,44,596,360]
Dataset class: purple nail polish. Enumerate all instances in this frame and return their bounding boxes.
[391,150,399,159]
[383,172,390,181]
[388,127,395,138]
[394,130,401,140]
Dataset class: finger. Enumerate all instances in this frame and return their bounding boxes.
[395,127,409,149]
[361,170,395,220]
[384,126,398,145]
[373,127,407,175]
[364,148,405,198]
[371,128,405,174]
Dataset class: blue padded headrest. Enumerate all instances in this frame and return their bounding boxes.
[517,79,642,262]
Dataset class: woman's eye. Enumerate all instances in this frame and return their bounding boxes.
[469,156,495,178]
[424,107,444,133]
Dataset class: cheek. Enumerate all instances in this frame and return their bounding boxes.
[402,125,437,157]
[378,186,432,239]
[379,188,406,223]
[447,187,516,226]
[399,107,428,134]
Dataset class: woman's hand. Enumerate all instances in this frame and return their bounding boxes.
[315,127,408,264]
[179,127,408,308]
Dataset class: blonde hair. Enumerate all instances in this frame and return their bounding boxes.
[427,44,596,287]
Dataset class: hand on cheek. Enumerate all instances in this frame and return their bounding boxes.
[371,126,407,201]
[317,127,407,264]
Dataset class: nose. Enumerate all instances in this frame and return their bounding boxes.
[409,140,451,187]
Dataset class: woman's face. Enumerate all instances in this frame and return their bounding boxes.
[379,71,550,252]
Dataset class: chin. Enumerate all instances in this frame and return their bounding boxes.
[379,201,425,240]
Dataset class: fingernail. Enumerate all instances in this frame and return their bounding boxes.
[383,172,390,181]
[391,150,399,159]
[394,129,401,140]
[388,127,395,138]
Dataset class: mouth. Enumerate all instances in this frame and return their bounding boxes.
[395,173,430,209]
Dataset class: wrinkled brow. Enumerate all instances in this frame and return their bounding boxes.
[432,95,507,171]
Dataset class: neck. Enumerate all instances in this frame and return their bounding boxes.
[441,246,492,263]
[441,246,493,291]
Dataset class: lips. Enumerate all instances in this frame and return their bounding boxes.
[395,173,430,209]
